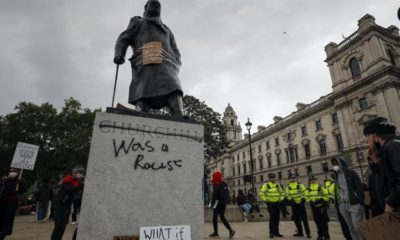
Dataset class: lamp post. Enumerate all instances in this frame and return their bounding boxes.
[245,118,255,193]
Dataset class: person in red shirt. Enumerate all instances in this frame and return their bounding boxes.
[50,166,84,240]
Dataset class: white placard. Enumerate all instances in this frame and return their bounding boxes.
[10,142,39,170]
[140,225,191,240]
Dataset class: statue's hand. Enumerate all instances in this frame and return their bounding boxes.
[114,56,125,65]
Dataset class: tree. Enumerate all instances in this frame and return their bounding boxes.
[183,95,227,160]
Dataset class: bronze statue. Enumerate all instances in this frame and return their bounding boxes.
[114,0,183,116]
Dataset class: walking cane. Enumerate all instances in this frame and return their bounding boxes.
[111,64,120,108]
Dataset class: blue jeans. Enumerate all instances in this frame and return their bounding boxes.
[37,201,49,221]
[239,203,252,215]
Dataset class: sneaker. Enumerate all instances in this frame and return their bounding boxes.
[209,233,219,238]
[275,234,283,237]
[293,233,304,237]
[259,213,264,217]
[244,217,248,222]
[229,229,235,239]
[243,212,247,217]
[251,214,255,219]
[269,235,274,238]
[71,222,77,225]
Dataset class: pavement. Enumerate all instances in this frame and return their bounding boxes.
[7,215,345,240]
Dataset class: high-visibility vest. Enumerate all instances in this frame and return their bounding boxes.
[305,183,329,207]
[285,182,306,204]
[260,181,284,203]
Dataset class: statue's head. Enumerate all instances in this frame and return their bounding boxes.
[144,0,161,17]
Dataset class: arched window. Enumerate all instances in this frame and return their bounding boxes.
[349,57,361,78]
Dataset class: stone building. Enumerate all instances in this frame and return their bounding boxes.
[206,14,400,199]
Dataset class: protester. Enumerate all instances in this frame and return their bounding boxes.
[363,116,400,213]
[35,179,53,222]
[50,166,84,240]
[327,174,352,240]
[0,168,21,240]
[236,189,252,222]
[331,157,364,240]
[285,174,311,238]
[209,171,235,239]
[305,175,330,240]
[246,189,264,218]
[260,173,284,238]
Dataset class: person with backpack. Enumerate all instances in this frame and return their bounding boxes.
[260,173,284,239]
[285,174,311,238]
[305,175,330,240]
[35,179,54,222]
[209,171,235,239]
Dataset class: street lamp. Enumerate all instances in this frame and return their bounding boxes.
[245,118,255,193]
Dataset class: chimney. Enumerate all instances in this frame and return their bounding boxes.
[387,25,399,37]
[324,42,337,59]
[296,102,307,111]
[273,116,283,123]
[358,14,376,33]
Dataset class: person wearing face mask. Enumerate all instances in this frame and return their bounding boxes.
[0,168,20,240]
[363,116,400,214]
[330,157,364,240]
[305,175,330,240]
[285,174,311,238]
[50,166,85,240]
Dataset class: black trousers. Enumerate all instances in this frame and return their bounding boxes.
[71,199,81,222]
[311,206,329,238]
[267,202,281,235]
[292,203,310,235]
[0,200,17,240]
[51,206,71,240]
[212,203,232,234]
[335,204,352,240]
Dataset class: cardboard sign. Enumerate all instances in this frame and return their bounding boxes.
[358,213,400,240]
[10,142,39,170]
[140,225,191,240]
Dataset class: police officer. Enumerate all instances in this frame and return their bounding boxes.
[260,173,284,238]
[305,175,330,240]
[285,174,311,238]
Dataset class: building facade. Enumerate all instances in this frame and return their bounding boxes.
[206,14,400,199]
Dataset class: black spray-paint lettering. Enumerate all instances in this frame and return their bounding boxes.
[134,154,182,171]
[113,138,154,157]
[161,144,169,152]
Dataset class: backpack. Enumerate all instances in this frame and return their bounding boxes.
[219,181,230,202]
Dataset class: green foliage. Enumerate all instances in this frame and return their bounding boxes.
[0,98,97,184]
[183,95,227,160]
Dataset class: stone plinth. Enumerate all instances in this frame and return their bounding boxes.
[77,111,204,240]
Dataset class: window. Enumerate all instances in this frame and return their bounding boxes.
[278,171,282,180]
[316,120,323,131]
[275,137,280,146]
[243,163,247,173]
[304,144,311,159]
[318,139,327,155]
[322,162,329,172]
[258,145,262,153]
[266,141,270,150]
[238,179,240,185]
[260,175,264,182]
[232,156,235,162]
[267,156,272,168]
[230,119,234,126]
[359,97,368,110]
[332,113,339,124]
[232,167,235,176]
[294,168,299,176]
[242,152,245,159]
[233,130,237,139]
[276,153,281,166]
[301,126,307,136]
[287,132,294,141]
[306,165,313,175]
[288,147,298,163]
[350,57,361,78]
[238,165,241,175]
[336,134,344,150]
[259,158,264,169]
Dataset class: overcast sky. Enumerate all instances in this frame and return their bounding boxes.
[0,0,399,130]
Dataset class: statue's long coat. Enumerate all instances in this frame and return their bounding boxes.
[114,16,183,107]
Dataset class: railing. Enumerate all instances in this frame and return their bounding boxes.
[337,31,359,50]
